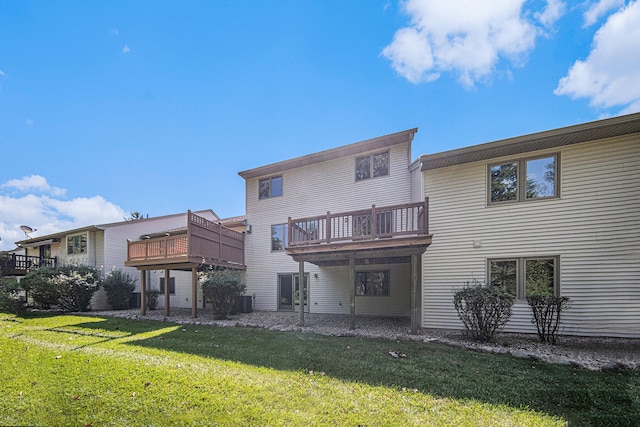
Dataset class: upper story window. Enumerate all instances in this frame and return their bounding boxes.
[356,151,389,181]
[259,176,283,199]
[489,154,558,204]
[67,234,87,255]
[488,257,558,300]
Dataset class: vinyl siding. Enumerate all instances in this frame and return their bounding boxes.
[244,142,414,315]
[98,211,219,310]
[422,134,640,337]
[16,211,223,310]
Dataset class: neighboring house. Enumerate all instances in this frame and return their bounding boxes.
[12,210,241,312]
[238,112,640,338]
[9,113,639,339]
[419,113,640,338]
[238,129,430,332]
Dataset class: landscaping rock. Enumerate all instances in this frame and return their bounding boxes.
[82,308,640,371]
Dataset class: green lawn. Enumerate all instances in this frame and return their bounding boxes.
[1,312,638,426]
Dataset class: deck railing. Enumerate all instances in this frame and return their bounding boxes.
[127,211,245,266]
[288,199,429,246]
[8,254,57,274]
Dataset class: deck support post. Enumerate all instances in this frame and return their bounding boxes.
[140,270,147,316]
[298,260,305,326]
[191,266,198,318]
[410,253,419,335]
[164,269,170,317]
[349,257,356,330]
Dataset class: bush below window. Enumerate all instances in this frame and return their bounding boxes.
[20,265,101,312]
[527,295,570,344]
[453,280,514,342]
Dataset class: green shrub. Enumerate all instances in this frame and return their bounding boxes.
[0,254,13,277]
[0,277,26,314]
[103,270,137,310]
[20,266,60,309]
[527,295,570,344]
[453,280,515,342]
[22,265,102,312]
[200,269,246,320]
[52,265,102,312]
[146,289,160,310]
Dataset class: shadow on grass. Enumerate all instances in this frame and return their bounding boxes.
[21,312,640,426]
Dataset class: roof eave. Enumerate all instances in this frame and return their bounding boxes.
[420,112,640,171]
[15,225,102,246]
[239,128,418,180]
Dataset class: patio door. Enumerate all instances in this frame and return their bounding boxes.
[278,273,308,311]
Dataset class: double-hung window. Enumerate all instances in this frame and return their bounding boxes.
[356,151,389,181]
[259,176,283,199]
[489,257,558,299]
[489,154,558,204]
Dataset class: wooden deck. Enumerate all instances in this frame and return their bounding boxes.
[125,210,245,271]
[5,254,57,276]
[286,199,431,266]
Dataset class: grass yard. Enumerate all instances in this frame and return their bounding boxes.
[1,312,638,426]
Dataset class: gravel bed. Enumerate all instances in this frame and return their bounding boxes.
[84,308,639,371]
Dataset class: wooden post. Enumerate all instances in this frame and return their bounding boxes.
[326,211,331,243]
[140,270,147,316]
[371,205,377,238]
[191,266,198,318]
[187,210,192,257]
[298,260,305,326]
[424,197,429,234]
[349,257,356,330]
[410,253,419,334]
[218,223,223,261]
[164,269,170,317]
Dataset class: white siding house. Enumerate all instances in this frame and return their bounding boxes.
[420,113,640,338]
[15,210,220,310]
[239,129,427,323]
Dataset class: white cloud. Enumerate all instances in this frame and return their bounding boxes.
[0,69,5,77]
[584,0,625,27]
[0,177,128,250]
[381,0,566,87]
[25,118,35,126]
[536,0,567,28]
[2,175,65,196]
[122,44,130,54]
[555,1,640,114]
[109,27,120,37]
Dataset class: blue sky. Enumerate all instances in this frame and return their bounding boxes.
[1,0,639,250]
